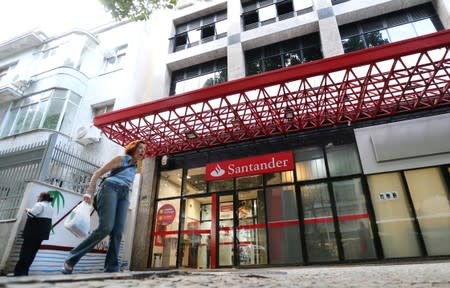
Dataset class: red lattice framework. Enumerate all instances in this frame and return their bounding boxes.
[95,30,450,157]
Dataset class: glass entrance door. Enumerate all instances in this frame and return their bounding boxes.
[180,196,212,269]
[237,189,268,265]
[218,194,234,267]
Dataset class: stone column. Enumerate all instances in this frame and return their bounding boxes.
[130,157,157,270]
[433,0,450,29]
[227,0,246,80]
[314,0,344,57]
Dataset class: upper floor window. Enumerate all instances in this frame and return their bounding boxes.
[170,58,227,95]
[102,45,128,72]
[340,3,444,53]
[172,10,227,52]
[242,0,313,31]
[331,0,351,5]
[245,33,322,76]
[1,89,81,137]
[92,101,114,116]
[0,62,18,84]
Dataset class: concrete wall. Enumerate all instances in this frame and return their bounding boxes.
[130,157,157,270]
[355,113,450,174]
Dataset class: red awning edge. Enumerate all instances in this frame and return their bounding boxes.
[95,30,450,156]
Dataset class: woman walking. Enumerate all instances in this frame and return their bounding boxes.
[62,140,146,274]
[14,192,54,276]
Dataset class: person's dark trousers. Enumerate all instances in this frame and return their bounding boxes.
[14,237,43,276]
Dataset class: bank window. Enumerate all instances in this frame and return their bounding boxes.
[151,199,181,268]
[184,167,206,195]
[172,10,227,52]
[170,58,227,95]
[264,170,294,185]
[294,147,327,181]
[301,183,339,262]
[158,169,182,198]
[325,144,361,177]
[1,89,81,137]
[245,33,322,76]
[209,179,234,192]
[340,3,443,53]
[332,178,377,260]
[236,175,263,190]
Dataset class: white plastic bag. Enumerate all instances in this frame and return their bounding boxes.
[64,202,92,238]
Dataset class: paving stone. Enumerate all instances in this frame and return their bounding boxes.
[1,262,449,288]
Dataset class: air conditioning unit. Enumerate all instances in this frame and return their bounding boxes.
[73,124,101,145]
[102,48,115,58]
[11,75,32,91]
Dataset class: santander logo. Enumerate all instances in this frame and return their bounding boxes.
[210,164,225,177]
[205,151,294,181]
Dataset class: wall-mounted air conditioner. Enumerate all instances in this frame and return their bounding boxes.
[73,124,101,145]
[11,75,32,91]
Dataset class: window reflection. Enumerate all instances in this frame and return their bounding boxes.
[340,3,442,53]
[238,189,267,266]
[295,147,327,181]
[245,33,322,75]
[332,178,377,260]
[184,167,206,195]
[301,183,339,262]
[2,89,81,137]
[172,10,227,52]
[151,199,180,268]
[325,144,361,177]
[387,23,417,42]
[158,169,182,198]
[171,58,227,95]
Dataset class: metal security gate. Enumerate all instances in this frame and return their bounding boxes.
[0,133,101,221]
[0,141,46,220]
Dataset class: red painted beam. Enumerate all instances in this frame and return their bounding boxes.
[94,30,450,127]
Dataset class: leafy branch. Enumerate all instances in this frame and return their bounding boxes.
[99,0,178,21]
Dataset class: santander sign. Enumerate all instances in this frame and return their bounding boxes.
[205,151,294,181]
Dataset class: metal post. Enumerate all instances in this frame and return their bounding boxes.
[37,133,58,183]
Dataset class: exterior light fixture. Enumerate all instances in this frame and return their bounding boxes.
[283,106,294,120]
[183,129,197,139]
[230,118,240,127]
[405,84,421,90]
[161,155,168,166]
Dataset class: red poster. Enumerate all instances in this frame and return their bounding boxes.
[157,204,176,226]
[205,151,294,181]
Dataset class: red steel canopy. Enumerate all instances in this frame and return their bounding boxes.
[94,30,450,157]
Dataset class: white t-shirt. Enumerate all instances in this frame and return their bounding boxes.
[27,201,54,219]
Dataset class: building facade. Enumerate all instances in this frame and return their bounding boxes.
[0,21,154,274]
[95,0,450,270]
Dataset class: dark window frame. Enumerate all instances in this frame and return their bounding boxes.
[172,10,227,52]
[170,58,228,96]
[244,33,323,76]
[242,0,308,31]
[339,3,444,53]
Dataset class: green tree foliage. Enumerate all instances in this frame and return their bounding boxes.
[99,0,178,21]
